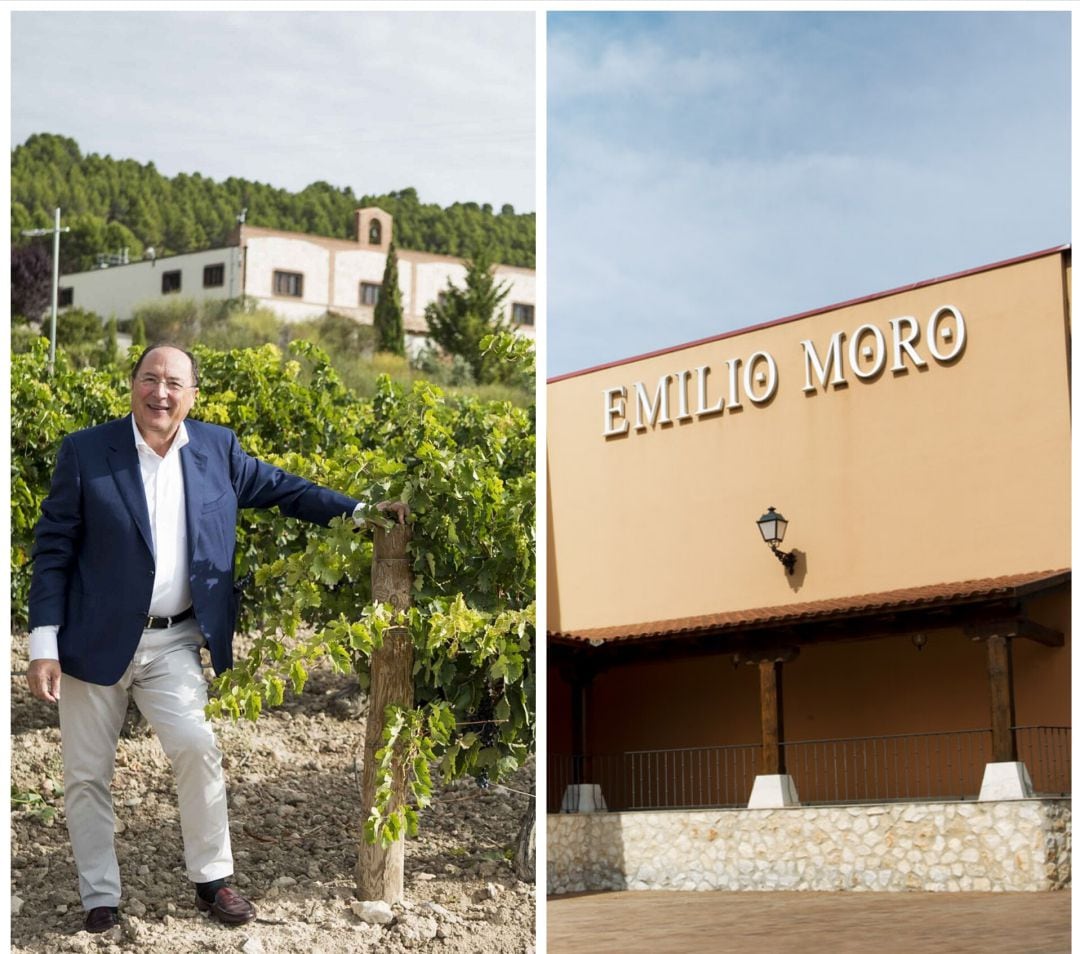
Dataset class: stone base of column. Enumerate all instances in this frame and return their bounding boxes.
[978,761,1034,801]
[747,774,800,808]
[560,783,608,813]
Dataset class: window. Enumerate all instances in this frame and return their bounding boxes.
[58,287,74,307]
[360,282,381,306]
[368,219,382,245]
[511,302,535,326]
[162,270,182,294]
[203,263,225,288]
[273,270,303,298]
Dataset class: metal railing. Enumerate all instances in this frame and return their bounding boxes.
[1016,724,1071,795]
[549,744,760,813]
[550,725,1070,812]
[782,728,994,803]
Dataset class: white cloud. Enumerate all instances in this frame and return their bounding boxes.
[12,11,535,210]
[550,32,748,105]
[547,12,1069,376]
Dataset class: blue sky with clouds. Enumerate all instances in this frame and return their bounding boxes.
[547,11,1070,377]
[12,11,535,212]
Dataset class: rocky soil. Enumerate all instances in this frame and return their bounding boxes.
[11,636,536,954]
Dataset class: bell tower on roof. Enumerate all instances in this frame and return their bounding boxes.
[355,207,393,250]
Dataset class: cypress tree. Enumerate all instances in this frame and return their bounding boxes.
[102,316,119,365]
[373,241,405,356]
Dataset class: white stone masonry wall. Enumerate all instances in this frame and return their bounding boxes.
[548,800,1070,894]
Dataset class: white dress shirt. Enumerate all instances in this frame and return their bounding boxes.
[135,416,193,617]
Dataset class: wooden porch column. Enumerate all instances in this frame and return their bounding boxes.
[759,659,786,775]
[570,675,587,783]
[986,634,1018,763]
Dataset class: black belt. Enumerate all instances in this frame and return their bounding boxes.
[145,606,195,629]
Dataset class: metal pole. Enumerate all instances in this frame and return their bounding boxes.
[21,207,69,378]
[49,207,60,375]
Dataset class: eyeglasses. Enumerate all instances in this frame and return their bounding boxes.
[136,375,198,395]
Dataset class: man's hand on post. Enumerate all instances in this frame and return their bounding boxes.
[370,501,410,529]
[27,659,62,704]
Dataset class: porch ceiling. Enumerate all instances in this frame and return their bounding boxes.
[548,569,1070,660]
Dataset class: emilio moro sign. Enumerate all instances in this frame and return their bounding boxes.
[603,305,967,437]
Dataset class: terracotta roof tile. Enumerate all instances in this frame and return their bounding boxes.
[549,569,1070,645]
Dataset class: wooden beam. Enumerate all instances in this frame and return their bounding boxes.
[986,634,1018,763]
[1016,617,1064,647]
[966,616,1064,647]
[1015,617,1067,648]
[735,646,800,667]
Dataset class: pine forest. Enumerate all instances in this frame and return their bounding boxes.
[11,133,536,273]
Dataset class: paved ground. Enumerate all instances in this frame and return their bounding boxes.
[547,890,1071,953]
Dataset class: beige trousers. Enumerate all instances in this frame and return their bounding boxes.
[58,618,233,909]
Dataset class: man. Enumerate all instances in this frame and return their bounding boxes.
[27,344,406,934]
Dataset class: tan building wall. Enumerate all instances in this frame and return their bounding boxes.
[548,250,1070,804]
[548,250,1071,636]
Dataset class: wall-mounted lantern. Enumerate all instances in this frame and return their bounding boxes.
[756,506,797,575]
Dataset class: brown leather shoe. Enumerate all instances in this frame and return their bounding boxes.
[84,906,119,933]
[195,886,256,925]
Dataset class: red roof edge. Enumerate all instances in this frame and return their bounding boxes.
[549,569,1071,645]
[548,244,1071,385]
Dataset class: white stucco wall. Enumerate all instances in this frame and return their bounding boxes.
[57,228,536,339]
[407,258,469,322]
[406,258,536,336]
[331,248,392,311]
[500,267,536,338]
[60,247,241,323]
[242,235,331,319]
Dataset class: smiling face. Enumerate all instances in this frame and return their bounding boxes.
[130,346,199,454]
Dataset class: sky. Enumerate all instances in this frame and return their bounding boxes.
[11,10,535,212]
[547,11,1071,377]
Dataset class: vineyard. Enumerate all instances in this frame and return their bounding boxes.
[11,337,536,950]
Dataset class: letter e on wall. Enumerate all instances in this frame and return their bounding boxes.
[603,386,629,436]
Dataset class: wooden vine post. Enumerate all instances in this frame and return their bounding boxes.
[356,522,414,903]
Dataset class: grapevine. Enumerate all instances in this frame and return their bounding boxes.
[11,336,535,848]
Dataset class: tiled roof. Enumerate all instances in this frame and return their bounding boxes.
[549,569,1070,645]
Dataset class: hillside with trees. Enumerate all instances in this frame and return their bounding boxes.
[11,133,536,272]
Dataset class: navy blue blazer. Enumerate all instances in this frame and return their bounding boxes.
[28,415,359,686]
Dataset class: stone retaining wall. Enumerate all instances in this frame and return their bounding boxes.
[548,799,1070,894]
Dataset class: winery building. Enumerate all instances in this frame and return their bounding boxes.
[547,247,1070,893]
[56,207,536,352]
